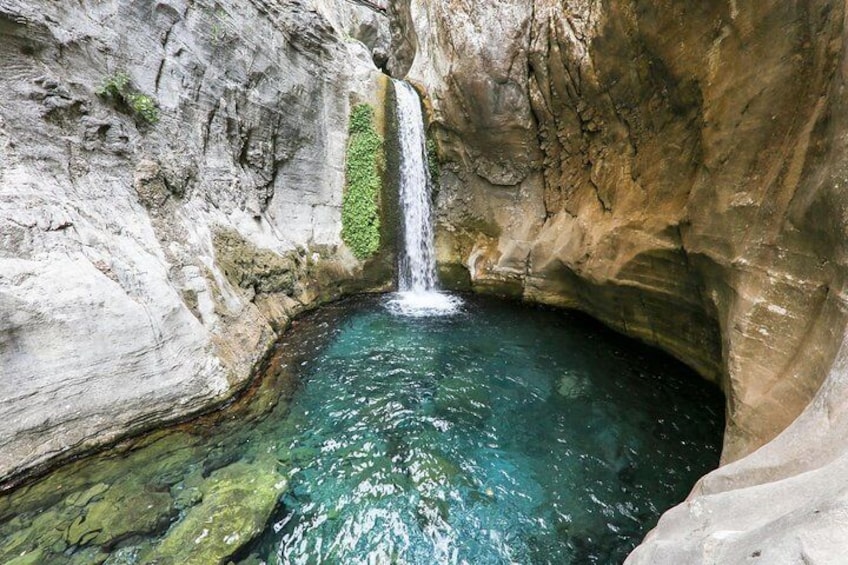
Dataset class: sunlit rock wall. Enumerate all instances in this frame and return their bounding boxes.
[401,0,848,561]
[0,0,391,483]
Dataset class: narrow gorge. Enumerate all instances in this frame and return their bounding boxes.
[2,0,848,563]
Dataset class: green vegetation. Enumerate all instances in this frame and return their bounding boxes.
[342,104,383,260]
[211,9,230,45]
[96,72,130,100]
[426,137,441,187]
[96,71,159,124]
[126,92,159,124]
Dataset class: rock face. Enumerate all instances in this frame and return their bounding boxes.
[0,0,392,484]
[402,0,848,561]
[5,0,848,561]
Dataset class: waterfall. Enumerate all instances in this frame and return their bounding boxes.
[388,80,460,316]
[395,79,437,292]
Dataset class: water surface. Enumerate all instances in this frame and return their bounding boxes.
[247,296,723,564]
[0,295,723,565]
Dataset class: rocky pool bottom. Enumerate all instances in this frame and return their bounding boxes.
[0,295,724,565]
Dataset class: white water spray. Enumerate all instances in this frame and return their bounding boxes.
[387,80,461,317]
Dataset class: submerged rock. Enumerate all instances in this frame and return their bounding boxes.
[63,478,175,549]
[143,458,287,565]
[434,376,492,425]
[5,549,45,565]
[557,371,587,400]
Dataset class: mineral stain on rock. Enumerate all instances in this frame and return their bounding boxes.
[213,228,297,297]
[2,0,848,563]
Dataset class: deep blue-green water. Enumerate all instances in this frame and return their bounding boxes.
[246,295,724,564]
[0,295,723,565]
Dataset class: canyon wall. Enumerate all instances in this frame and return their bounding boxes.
[0,0,392,484]
[408,0,848,464]
[402,0,848,561]
[3,0,848,560]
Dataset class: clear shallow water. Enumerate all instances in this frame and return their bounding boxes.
[245,296,724,564]
[0,295,723,565]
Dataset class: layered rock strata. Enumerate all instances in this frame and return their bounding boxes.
[403,0,848,561]
[410,0,848,461]
[0,0,392,484]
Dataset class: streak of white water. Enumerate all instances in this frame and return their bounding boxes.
[395,79,437,292]
[388,80,461,317]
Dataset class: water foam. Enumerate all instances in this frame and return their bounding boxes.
[385,291,463,318]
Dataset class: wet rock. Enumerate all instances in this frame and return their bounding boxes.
[143,459,287,565]
[232,555,264,565]
[63,478,176,550]
[6,548,44,565]
[66,483,110,508]
[172,481,203,511]
[407,450,463,491]
[557,371,587,400]
[104,546,147,565]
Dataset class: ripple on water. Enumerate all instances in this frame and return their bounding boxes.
[242,296,724,564]
[0,296,723,565]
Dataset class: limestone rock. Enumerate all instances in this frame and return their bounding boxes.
[63,480,175,549]
[410,0,848,462]
[0,0,391,483]
[403,0,848,561]
[143,458,287,565]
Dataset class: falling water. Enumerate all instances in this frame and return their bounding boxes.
[388,80,460,316]
[395,80,437,291]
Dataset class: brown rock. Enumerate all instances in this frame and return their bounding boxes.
[405,0,848,560]
[412,0,847,463]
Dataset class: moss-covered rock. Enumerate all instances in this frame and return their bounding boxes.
[66,483,110,507]
[426,136,440,187]
[142,458,287,565]
[6,548,45,565]
[213,228,296,296]
[63,478,176,549]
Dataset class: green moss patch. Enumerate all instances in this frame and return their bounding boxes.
[97,72,159,124]
[143,458,287,565]
[342,104,383,260]
[213,228,296,296]
[426,137,441,187]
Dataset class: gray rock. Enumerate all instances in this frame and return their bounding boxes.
[0,0,390,482]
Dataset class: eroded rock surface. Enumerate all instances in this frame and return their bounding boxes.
[403,0,848,561]
[5,0,848,561]
[0,0,392,484]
